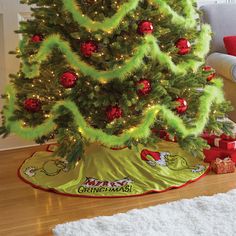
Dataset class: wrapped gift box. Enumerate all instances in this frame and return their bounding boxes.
[220,133,236,140]
[202,133,236,150]
[203,147,236,163]
[211,158,235,174]
[202,134,218,146]
[209,137,236,150]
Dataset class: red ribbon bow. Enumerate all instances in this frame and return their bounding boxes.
[215,157,231,165]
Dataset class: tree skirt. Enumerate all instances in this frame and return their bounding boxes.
[18,141,209,197]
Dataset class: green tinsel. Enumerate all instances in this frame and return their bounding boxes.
[3,79,225,147]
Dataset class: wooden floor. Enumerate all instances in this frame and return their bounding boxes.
[0,146,236,236]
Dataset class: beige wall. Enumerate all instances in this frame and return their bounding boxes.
[0,1,34,151]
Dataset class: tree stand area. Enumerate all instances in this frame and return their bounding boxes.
[19,141,209,197]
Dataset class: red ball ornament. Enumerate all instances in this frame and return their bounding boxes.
[202,66,216,81]
[24,98,41,113]
[175,98,188,114]
[138,20,154,35]
[31,34,43,43]
[60,71,78,88]
[80,41,98,57]
[137,79,152,96]
[106,105,123,122]
[176,38,191,55]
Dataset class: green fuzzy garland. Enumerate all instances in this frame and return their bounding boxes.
[63,0,139,32]
[151,0,196,29]
[3,79,225,147]
[21,25,211,82]
[63,0,197,33]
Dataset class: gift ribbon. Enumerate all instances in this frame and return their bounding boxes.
[233,142,236,149]
[215,157,232,165]
[214,138,221,147]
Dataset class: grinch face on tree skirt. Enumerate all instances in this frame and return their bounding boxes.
[0,0,233,164]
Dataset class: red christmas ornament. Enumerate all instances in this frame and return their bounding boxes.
[202,65,216,81]
[137,79,152,96]
[24,98,41,113]
[175,38,191,55]
[138,20,154,35]
[80,41,98,57]
[31,34,43,43]
[106,105,123,122]
[60,71,78,88]
[175,98,188,114]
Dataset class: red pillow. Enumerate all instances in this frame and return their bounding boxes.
[224,36,236,56]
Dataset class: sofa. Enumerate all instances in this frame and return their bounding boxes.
[200,3,236,122]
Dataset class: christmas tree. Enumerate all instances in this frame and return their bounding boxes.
[0,0,233,167]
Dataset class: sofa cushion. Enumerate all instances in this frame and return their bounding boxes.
[206,53,236,82]
[224,36,236,56]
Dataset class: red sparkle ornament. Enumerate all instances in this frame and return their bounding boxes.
[138,20,154,35]
[202,65,216,81]
[176,38,191,55]
[31,34,43,43]
[60,71,78,88]
[175,98,188,114]
[137,79,152,96]
[106,105,123,122]
[80,41,98,57]
[24,98,41,113]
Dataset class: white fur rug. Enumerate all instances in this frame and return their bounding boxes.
[53,190,236,236]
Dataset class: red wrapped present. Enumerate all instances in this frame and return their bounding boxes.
[204,147,236,163]
[220,134,236,141]
[212,138,236,150]
[202,133,236,150]
[201,133,217,146]
[211,158,235,174]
